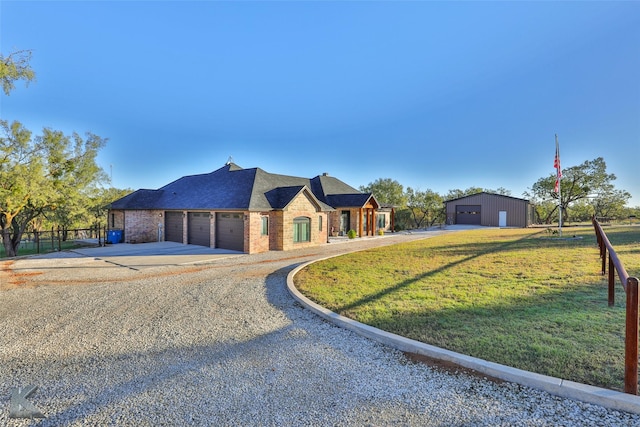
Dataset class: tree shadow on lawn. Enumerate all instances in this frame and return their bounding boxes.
[316,228,632,391]
[343,281,628,392]
[333,230,557,315]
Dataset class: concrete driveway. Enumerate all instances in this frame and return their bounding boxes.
[57,241,242,270]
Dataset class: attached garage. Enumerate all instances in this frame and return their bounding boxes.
[188,212,211,247]
[165,211,184,243]
[455,205,481,225]
[444,192,534,228]
[216,212,244,252]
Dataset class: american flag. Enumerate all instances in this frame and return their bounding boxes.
[554,138,562,193]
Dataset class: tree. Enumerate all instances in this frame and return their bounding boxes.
[359,178,406,206]
[0,50,35,95]
[405,188,444,229]
[444,187,511,201]
[0,120,108,256]
[444,187,484,200]
[526,157,629,223]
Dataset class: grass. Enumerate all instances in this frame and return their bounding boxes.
[294,226,640,391]
[0,239,92,258]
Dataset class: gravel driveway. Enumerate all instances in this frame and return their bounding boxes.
[1,231,639,426]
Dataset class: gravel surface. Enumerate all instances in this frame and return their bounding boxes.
[1,231,639,426]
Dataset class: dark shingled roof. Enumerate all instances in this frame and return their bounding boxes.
[110,163,371,211]
[265,186,317,210]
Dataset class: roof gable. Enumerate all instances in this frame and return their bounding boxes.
[264,185,330,211]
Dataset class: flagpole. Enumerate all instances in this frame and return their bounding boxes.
[556,134,562,236]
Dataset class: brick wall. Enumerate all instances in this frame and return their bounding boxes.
[247,211,270,254]
[270,211,284,251]
[123,209,163,243]
[280,192,328,251]
[108,210,125,230]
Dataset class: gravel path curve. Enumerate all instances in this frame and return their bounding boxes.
[1,231,639,426]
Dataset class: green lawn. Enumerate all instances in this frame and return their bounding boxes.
[0,239,92,258]
[294,226,640,391]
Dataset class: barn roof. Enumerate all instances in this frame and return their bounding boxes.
[444,191,530,204]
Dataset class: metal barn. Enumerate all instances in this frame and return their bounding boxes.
[444,192,534,228]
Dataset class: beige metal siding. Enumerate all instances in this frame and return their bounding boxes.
[446,193,530,227]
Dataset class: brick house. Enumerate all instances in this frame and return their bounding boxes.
[108,162,390,253]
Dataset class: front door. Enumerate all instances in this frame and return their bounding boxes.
[340,211,350,234]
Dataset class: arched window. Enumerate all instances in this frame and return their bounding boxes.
[293,216,311,243]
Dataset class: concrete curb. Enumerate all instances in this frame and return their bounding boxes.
[286,258,640,415]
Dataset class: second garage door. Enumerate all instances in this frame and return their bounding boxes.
[216,212,244,252]
[188,212,211,247]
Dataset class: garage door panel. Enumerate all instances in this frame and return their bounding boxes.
[188,212,211,247]
[216,212,244,252]
[456,205,481,225]
[165,212,184,243]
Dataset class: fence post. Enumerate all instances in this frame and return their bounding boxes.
[35,230,40,254]
[608,256,615,307]
[625,277,639,395]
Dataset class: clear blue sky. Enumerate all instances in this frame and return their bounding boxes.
[2,1,639,206]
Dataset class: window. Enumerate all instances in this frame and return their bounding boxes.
[377,214,386,229]
[261,216,269,235]
[318,215,323,231]
[293,216,310,243]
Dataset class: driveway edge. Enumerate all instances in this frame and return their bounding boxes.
[287,258,640,415]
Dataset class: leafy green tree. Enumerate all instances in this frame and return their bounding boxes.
[445,187,511,200]
[527,157,629,224]
[89,186,132,229]
[0,120,107,256]
[444,187,484,200]
[0,49,35,95]
[359,178,406,207]
[405,188,444,228]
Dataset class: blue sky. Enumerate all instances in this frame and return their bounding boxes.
[2,1,639,206]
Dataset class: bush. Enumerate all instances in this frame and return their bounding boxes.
[347,229,357,239]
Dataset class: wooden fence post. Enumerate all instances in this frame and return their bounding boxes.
[608,256,615,307]
[625,277,639,395]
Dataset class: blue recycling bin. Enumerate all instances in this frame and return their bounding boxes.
[107,229,122,244]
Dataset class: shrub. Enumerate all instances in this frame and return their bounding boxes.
[347,229,357,239]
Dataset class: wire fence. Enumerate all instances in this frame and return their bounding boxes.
[4,226,107,255]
